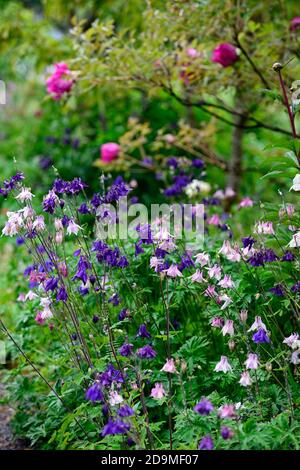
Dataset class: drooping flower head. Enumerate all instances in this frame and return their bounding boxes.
[245,353,259,370]
[198,435,214,450]
[252,328,270,344]
[194,398,214,415]
[161,358,177,373]
[137,344,157,359]
[150,382,166,399]
[214,356,232,373]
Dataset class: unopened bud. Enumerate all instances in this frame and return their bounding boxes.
[272,62,283,72]
[239,309,248,323]
[228,339,235,351]
[266,362,272,372]
[181,360,187,373]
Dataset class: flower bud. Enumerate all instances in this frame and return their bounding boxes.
[228,339,235,351]
[266,362,272,372]
[272,62,283,72]
[239,309,248,323]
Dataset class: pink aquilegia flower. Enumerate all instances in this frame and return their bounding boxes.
[161,358,177,373]
[46,62,73,100]
[254,221,274,235]
[283,333,300,350]
[218,404,236,419]
[207,214,220,226]
[290,17,300,31]
[218,274,235,289]
[238,197,253,209]
[166,264,182,278]
[221,319,234,337]
[211,316,224,328]
[195,252,210,267]
[245,353,259,370]
[100,142,120,163]
[109,390,123,406]
[219,294,232,310]
[15,187,34,202]
[239,371,252,387]
[190,269,206,283]
[204,285,217,298]
[291,351,300,365]
[32,216,46,232]
[35,312,45,325]
[214,356,232,373]
[208,264,222,280]
[248,316,267,332]
[212,43,238,67]
[150,383,166,399]
[66,220,82,236]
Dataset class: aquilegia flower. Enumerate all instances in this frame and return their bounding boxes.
[137,345,157,359]
[221,319,234,337]
[118,405,134,417]
[119,343,133,357]
[161,358,177,373]
[248,316,267,332]
[85,382,104,402]
[198,435,214,450]
[194,398,214,415]
[101,419,130,436]
[165,264,183,278]
[218,404,236,419]
[150,382,166,399]
[136,323,151,339]
[245,353,259,370]
[221,426,234,440]
[212,43,238,67]
[290,174,300,191]
[252,328,270,344]
[214,356,232,373]
[239,371,252,387]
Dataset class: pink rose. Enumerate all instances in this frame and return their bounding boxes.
[212,43,238,68]
[290,17,300,31]
[100,142,120,163]
[46,62,73,100]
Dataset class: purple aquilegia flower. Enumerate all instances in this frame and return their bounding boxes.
[44,277,58,292]
[242,236,256,249]
[291,282,300,293]
[194,398,214,415]
[99,364,124,387]
[198,435,214,450]
[108,293,120,306]
[252,328,270,344]
[118,308,129,321]
[281,251,295,262]
[221,426,234,440]
[118,405,134,417]
[42,191,57,214]
[56,286,68,302]
[269,284,285,297]
[119,343,133,357]
[85,382,103,402]
[137,345,157,359]
[101,419,130,436]
[136,324,151,339]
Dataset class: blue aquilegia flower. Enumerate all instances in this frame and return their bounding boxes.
[269,284,285,296]
[198,435,214,450]
[85,382,104,402]
[137,345,157,359]
[194,398,214,415]
[136,324,151,339]
[252,328,270,344]
[101,419,130,436]
[118,405,134,418]
[119,343,133,357]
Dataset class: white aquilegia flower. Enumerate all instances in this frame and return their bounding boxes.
[214,356,232,373]
[66,220,82,235]
[248,316,267,332]
[109,390,123,406]
[288,232,300,248]
[184,180,211,198]
[290,174,300,191]
[15,187,34,202]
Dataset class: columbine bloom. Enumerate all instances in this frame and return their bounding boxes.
[32,216,46,232]
[212,43,238,67]
[291,350,300,365]
[248,316,267,332]
[137,345,156,359]
[254,221,274,235]
[245,353,259,370]
[290,17,300,31]
[288,232,300,248]
[161,358,177,373]
[252,328,270,344]
[198,435,214,450]
[66,220,82,235]
[150,383,166,399]
[101,419,130,436]
[239,371,252,387]
[218,275,235,289]
[208,264,222,280]
[119,343,133,357]
[211,316,224,328]
[194,398,214,415]
[109,390,123,406]
[101,142,120,163]
[136,324,151,339]
[290,174,300,191]
[221,319,234,337]
[190,269,206,283]
[15,187,34,202]
[85,382,103,402]
[283,333,300,349]
[218,404,236,419]
[238,197,253,209]
[219,294,232,310]
[166,264,182,278]
[214,356,232,373]
[221,426,234,439]
[195,252,210,267]
[205,285,217,298]
[118,405,134,417]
